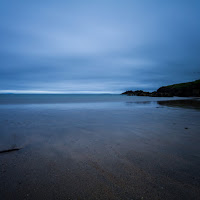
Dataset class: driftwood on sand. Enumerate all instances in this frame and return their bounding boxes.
[0,148,21,154]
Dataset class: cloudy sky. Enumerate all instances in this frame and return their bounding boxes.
[0,0,200,93]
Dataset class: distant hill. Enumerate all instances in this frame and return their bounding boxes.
[121,80,200,97]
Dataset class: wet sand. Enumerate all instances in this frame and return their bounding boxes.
[0,97,200,200]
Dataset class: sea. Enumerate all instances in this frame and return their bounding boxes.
[0,94,200,200]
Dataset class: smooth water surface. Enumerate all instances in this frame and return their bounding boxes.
[0,95,200,200]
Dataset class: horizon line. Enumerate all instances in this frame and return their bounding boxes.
[0,90,121,94]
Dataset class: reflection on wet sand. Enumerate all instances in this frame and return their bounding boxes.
[0,96,200,200]
[125,101,153,105]
[157,99,200,110]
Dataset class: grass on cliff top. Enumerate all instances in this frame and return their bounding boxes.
[165,79,200,89]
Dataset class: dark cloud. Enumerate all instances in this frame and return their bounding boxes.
[0,0,200,93]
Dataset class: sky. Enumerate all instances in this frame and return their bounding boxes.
[0,0,200,93]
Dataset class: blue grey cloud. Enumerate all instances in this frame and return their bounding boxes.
[0,0,200,93]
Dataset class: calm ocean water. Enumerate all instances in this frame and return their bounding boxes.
[0,93,189,103]
[0,94,200,199]
[0,94,190,109]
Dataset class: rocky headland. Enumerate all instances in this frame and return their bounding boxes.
[121,79,200,97]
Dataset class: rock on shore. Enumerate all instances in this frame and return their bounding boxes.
[121,80,200,97]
